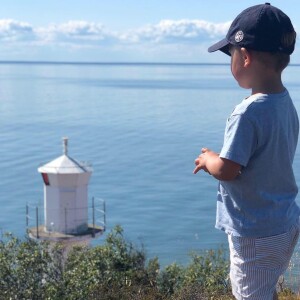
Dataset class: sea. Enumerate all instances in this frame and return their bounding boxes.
[1,62,300,268]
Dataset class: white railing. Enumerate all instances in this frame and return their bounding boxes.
[26,197,106,238]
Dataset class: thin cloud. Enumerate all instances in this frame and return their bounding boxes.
[37,21,113,44]
[0,18,231,47]
[0,19,36,42]
[127,19,231,43]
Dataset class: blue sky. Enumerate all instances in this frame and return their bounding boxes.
[1,0,300,63]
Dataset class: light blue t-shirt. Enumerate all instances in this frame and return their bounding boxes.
[216,90,300,237]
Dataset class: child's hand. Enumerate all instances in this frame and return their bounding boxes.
[193,148,211,174]
[193,148,241,180]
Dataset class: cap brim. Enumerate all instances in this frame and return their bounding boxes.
[208,38,231,56]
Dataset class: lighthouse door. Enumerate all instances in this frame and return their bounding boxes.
[60,190,76,234]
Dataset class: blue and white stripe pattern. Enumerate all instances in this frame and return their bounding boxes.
[228,221,300,299]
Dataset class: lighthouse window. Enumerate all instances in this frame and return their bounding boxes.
[41,173,50,186]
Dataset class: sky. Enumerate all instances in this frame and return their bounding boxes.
[0,0,300,63]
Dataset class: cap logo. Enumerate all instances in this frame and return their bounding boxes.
[235,31,244,43]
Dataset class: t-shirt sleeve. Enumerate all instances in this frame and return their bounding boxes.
[219,113,256,167]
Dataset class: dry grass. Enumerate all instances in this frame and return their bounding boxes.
[279,294,300,300]
[277,246,300,300]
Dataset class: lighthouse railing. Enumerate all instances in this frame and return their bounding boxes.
[92,197,106,237]
[26,203,41,239]
[26,198,106,238]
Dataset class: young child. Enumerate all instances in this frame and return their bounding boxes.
[193,3,300,299]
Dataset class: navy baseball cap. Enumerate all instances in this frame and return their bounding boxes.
[208,3,296,56]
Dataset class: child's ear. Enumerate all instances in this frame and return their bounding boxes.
[240,48,251,67]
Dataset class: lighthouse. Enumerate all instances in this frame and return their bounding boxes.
[27,137,105,248]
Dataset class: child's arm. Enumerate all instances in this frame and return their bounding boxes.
[193,148,241,181]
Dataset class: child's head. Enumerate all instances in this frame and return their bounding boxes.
[208,3,296,72]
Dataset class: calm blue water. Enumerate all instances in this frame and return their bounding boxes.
[1,62,300,266]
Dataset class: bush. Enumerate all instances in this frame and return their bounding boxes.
[0,233,64,300]
[158,248,231,299]
[0,226,233,299]
[63,225,161,299]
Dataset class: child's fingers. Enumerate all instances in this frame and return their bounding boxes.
[193,165,201,174]
[193,158,202,174]
[201,147,209,153]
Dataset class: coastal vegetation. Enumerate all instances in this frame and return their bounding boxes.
[0,225,298,299]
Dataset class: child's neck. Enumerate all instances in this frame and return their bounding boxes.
[251,84,285,95]
[251,73,284,95]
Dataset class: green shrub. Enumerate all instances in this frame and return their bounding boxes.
[63,225,161,299]
[0,226,234,299]
[158,248,230,298]
[0,233,65,300]
[184,249,230,294]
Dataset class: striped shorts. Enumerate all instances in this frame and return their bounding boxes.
[228,221,300,300]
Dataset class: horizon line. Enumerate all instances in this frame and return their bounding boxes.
[0,60,299,67]
[0,60,229,66]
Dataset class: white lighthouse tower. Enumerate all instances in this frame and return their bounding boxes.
[27,137,105,248]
